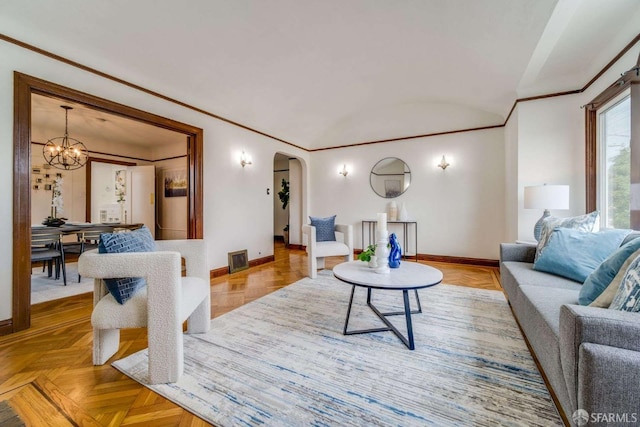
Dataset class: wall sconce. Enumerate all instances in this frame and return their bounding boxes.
[437,155,450,170]
[338,164,349,177]
[240,151,252,167]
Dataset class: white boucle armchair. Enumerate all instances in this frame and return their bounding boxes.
[78,239,211,384]
[302,223,353,279]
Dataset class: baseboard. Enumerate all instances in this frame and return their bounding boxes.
[287,244,304,250]
[417,254,499,267]
[210,254,276,279]
[249,255,275,268]
[0,319,13,336]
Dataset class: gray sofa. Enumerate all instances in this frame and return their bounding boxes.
[500,242,640,426]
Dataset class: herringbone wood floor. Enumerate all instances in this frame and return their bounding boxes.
[0,242,501,426]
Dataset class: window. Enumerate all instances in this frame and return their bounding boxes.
[598,93,630,228]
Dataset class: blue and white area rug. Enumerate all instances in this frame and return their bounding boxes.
[113,271,562,426]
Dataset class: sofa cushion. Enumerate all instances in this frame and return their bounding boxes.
[536,211,599,261]
[315,241,349,258]
[98,225,156,304]
[500,261,581,319]
[580,234,640,305]
[533,228,630,283]
[309,215,336,242]
[515,285,578,416]
[609,255,640,312]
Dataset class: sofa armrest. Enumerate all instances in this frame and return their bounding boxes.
[579,343,640,416]
[560,304,640,413]
[500,243,536,263]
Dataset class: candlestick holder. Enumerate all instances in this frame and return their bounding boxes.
[374,228,390,274]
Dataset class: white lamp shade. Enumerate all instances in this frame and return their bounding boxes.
[524,185,570,210]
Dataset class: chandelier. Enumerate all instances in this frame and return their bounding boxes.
[43,105,89,170]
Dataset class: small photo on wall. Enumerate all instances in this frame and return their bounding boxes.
[164,168,187,197]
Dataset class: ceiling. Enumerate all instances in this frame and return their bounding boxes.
[3,0,640,150]
[31,94,186,149]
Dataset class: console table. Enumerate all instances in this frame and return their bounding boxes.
[362,220,418,261]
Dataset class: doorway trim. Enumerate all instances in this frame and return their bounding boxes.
[11,72,204,334]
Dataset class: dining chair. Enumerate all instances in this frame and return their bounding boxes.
[63,226,115,282]
[31,228,67,286]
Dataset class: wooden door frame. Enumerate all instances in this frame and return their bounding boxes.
[11,72,204,334]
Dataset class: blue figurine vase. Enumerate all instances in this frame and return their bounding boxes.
[388,233,402,268]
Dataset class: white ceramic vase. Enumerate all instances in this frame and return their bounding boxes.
[399,202,408,221]
[388,201,398,221]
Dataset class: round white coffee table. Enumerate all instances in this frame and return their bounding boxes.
[333,261,443,350]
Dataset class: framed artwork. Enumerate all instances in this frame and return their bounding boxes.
[228,249,249,274]
[164,168,188,197]
[44,184,52,191]
[384,180,401,198]
[115,170,127,202]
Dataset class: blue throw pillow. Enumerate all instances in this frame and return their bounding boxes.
[609,255,640,312]
[580,232,640,305]
[309,215,336,242]
[533,228,631,283]
[98,226,156,304]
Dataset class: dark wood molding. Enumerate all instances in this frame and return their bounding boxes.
[13,72,32,333]
[0,319,13,336]
[341,249,498,267]
[0,33,304,152]
[12,72,204,333]
[249,255,276,268]
[310,125,504,151]
[581,33,640,93]
[85,157,137,222]
[287,244,305,251]
[210,255,276,279]
[417,254,499,268]
[3,31,639,153]
[585,108,597,213]
[210,267,229,279]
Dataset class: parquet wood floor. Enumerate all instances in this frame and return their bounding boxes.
[0,242,500,426]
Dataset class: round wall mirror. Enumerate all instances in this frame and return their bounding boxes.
[369,157,411,198]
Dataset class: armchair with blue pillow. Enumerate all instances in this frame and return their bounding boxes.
[302,215,354,279]
[78,226,211,384]
[500,212,640,424]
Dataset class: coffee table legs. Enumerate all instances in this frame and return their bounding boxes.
[343,286,422,350]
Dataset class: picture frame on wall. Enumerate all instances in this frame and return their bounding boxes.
[164,168,187,197]
[228,249,249,274]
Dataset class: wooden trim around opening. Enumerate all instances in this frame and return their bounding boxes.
[11,72,204,334]
[0,319,13,336]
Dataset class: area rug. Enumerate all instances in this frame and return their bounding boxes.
[31,263,93,304]
[113,271,562,426]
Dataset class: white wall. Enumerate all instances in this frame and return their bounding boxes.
[511,44,640,241]
[0,40,309,321]
[309,128,506,260]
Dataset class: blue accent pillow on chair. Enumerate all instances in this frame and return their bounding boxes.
[309,215,336,242]
[98,226,156,304]
[533,228,630,283]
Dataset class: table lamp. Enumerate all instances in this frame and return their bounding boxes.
[524,184,570,241]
